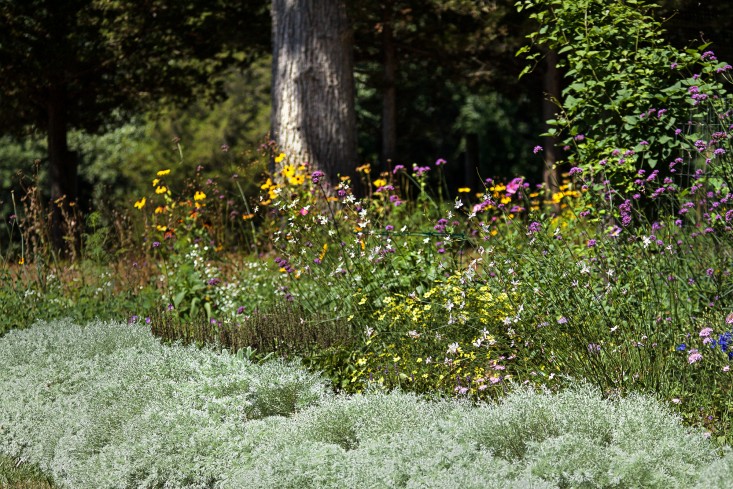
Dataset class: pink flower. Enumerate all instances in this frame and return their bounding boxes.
[687,349,703,364]
[723,365,730,372]
[699,327,713,338]
[506,177,523,195]
[299,207,309,216]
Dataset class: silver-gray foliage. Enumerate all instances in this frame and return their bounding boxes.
[0,320,723,488]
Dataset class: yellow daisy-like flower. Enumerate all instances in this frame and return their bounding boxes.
[18,257,24,265]
[373,179,387,188]
[155,186,167,194]
[156,169,171,176]
[154,206,165,214]
[156,225,168,232]
[274,152,286,164]
[194,191,206,201]
[242,213,255,220]
[260,178,273,190]
[152,178,160,187]
[134,197,146,209]
[458,187,471,193]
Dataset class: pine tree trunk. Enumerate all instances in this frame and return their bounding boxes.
[47,83,78,253]
[381,4,397,168]
[542,50,561,197]
[270,0,357,186]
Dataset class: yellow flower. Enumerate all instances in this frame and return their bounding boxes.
[155,186,167,194]
[260,178,273,190]
[152,178,160,187]
[373,178,387,188]
[356,164,371,174]
[156,169,171,176]
[18,257,24,265]
[274,152,286,163]
[281,165,295,179]
[154,206,165,214]
[194,191,206,201]
[458,187,471,193]
[134,197,146,209]
[156,225,167,232]
[242,213,254,220]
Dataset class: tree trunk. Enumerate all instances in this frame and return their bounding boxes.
[542,50,561,197]
[271,0,357,187]
[47,83,78,253]
[381,4,397,168]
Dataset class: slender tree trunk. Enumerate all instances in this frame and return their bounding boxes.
[464,132,480,191]
[542,50,561,197]
[271,0,357,187]
[381,4,397,168]
[47,83,78,253]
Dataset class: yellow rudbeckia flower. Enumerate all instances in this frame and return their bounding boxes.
[134,197,146,209]
[156,169,171,176]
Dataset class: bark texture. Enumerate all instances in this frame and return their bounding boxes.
[542,50,561,196]
[381,4,397,167]
[271,0,357,185]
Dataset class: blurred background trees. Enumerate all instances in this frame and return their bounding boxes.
[1,0,731,237]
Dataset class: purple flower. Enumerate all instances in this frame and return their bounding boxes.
[392,164,405,174]
[237,306,246,315]
[574,134,585,141]
[533,145,543,154]
[587,239,597,247]
[152,241,161,248]
[385,225,394,231]
[557,316,568,324]
[311,170,325,184]
[528,221,542,234]
[569,166,583,175]
[435,158,447,166]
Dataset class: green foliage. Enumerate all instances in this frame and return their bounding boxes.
[0,453,54,488]
[0,322,725,488]
[517,0,733,182]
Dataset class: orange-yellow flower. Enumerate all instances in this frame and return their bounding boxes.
[18,257,24,265]
[154,206,166,214]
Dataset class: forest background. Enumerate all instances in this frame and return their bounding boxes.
[2,0,732,236]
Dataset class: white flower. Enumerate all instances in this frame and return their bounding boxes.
[447,342,460,355]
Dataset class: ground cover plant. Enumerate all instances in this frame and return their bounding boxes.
[2,319,733,489]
